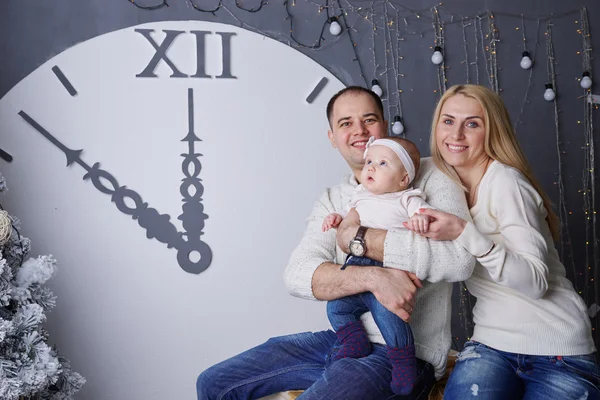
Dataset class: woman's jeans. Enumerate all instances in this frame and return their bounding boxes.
[327,255,414,348]
[196,330,436,400]
[444,340,600,400]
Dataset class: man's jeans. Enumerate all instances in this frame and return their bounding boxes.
[327,255,414,348]
[444,340,600,400]
[196,330,436,400]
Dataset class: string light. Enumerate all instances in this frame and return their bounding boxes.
[486,12,500,92]
[461,18,472,83]
[544,83,556,101]
[371,79,383,97]
[431,46,443,64]
[389,6,406,136]
[369,11,383,99]
[473,16,480,84]
[546,21,577,289]
[579,8,598,326]
[282,0,344,49]
[580,71,593,89]
[391,115,405,135]
[431,6,446,94]
[514,18,541,134]
[328,16,342,35]
[520,51,533,69]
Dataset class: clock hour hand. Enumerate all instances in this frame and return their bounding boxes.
[176,88,212,274]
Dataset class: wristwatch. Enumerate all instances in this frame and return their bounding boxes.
[348,226,368,257]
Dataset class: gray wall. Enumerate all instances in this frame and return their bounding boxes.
[1,0,598,349]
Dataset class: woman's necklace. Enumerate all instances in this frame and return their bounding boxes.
[468,158,492,208]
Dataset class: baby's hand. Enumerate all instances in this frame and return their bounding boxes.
[407,213,432,236]
[322,213,343,232]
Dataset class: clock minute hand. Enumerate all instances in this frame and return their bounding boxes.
[19,111,85,168]
[18,110,183,252]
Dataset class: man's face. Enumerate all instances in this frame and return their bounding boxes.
[327,93,387,175]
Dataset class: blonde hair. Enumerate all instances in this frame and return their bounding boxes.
[429,84,560,240]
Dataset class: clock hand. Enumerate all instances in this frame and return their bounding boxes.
[18,110,183,254]
[19,111,84,167]
[176,88,212,274]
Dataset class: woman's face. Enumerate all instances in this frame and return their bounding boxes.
[435,94,489,171]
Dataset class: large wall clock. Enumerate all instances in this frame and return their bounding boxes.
[0,21,347,399]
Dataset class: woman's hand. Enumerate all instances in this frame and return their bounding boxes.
[336,207,360,252]
[403,208,467,241]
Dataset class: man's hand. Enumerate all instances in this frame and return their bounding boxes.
[407,271,423,289]
[364,267,423,322]
[322,213,343,232]
[336,208,360,252]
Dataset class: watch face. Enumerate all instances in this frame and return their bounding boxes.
[350,240,365,256]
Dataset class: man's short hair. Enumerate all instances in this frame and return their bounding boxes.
[326,86,385,127]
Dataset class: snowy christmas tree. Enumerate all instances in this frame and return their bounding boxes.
[0,173,85,399]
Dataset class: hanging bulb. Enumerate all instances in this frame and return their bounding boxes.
[391,115,405,135]
[431,46,443,65]
[328,17,342,36]
[580,71,592,89]
[520,51,532,70]
[543,83,556,101]
[371,79,383,97]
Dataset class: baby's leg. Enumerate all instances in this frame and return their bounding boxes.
[326,297,372,361]
[326,256,384,360]
[362,292,417,396]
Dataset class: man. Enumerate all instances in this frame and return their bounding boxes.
[197,86,475,399]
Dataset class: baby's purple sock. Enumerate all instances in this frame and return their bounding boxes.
[331,321,372,361]
[387,344,417,395]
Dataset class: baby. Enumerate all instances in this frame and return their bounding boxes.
[322,136,432,395]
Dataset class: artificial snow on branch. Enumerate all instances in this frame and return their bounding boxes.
[0,173,85,400]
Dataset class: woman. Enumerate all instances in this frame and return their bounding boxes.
[405,84,599,399]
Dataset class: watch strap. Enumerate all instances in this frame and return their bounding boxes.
[355,226,368,241]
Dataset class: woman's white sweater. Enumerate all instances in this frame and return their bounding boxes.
[456,161,595,356]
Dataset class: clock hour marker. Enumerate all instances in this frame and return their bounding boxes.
[51,66,78,96]
[0,148,13,163]
[306,77,329,104]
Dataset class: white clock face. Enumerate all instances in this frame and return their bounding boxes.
[0,21,347,399]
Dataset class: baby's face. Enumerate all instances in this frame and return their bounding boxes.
[360,145,409,195]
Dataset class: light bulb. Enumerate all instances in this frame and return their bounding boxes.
[392,116,404,135]
[328,17,342,36]
[431,46,443,65]
[580,72,592,89]
[371,79,383,97]
[520,51,532,70]
[544,83,555,101]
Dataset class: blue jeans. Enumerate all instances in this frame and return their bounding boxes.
[444,340,600,400]
[327,256,414,348]
[196,330,436,400]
